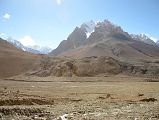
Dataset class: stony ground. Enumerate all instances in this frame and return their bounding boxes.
[0,76,159,120]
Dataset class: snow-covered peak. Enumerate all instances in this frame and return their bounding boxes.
[81,20,96,38]
[7,37,26,51]
[138,33,158,43]
[80,20,121,38]
[140,33,150,40]
[81,20,95,33]
[6,37,52,54]
[28,45,52,54]
[131,34,156,45]
[95,19,118,28]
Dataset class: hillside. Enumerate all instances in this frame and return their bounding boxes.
[0,38,41,78]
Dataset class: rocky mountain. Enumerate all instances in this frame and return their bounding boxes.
[50,20,159,62]
[7,37,52,54]
[80,20,96,38]
[1,19,159,78]
[50,20,130,55]
[131,34,156,45]
[50,27,86,56]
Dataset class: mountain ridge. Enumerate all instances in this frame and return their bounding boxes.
[6,37,52,54]
[50,20,159,62]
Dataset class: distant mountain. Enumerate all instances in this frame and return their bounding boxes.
[7,37,40,54]
[131,34,156,45]
[7,37,26,51]
[7,37,52,54]
[28,45,52,54]
[50,20,159,62]
[0,38,39,78]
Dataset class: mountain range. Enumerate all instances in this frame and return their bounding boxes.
[50,20,159,62]
[0,19,159,78]
[1,20,158,57]
[6,37,52,54]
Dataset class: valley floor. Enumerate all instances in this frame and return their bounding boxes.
[0,76,159,120]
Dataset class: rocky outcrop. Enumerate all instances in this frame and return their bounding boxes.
[27,56,159,77]
[30,56,121,77]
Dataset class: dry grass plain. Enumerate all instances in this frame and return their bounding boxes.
[0,75,159,120]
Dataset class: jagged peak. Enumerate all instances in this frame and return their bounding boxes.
[75,19,126,39]
[132,33,157,42]
[80,20,96,38]
[131,33,156,45]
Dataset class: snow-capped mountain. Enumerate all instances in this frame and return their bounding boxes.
[28,45,52,54]
[7,37,40,54]
[7,37,26,51]
[80,20,121,38]
[50,20,158,57]
[6,37,52,54]
[131,34,156,45]
[80,20,158,47]
[50,19,130,55]
[81,20,96,38]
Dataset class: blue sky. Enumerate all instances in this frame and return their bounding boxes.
[0,0,159,48]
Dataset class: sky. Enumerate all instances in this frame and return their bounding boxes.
[0,0,159,49]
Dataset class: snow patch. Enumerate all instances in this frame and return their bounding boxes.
[86,30,94,38]
[81,20,96,38]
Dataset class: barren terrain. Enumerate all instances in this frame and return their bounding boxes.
[0,21,159,119]
[0,39,41,78]
[0,76,159,120]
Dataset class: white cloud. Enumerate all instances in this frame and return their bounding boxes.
[3,13,10,19]
[19,36,36,46]
[0,33,5,36]
[56,0,63,5]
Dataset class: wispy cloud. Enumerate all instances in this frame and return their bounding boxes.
[56,0,63,5]
[19,36,36,46]
[3,13,10,19]
[0,33,5,36]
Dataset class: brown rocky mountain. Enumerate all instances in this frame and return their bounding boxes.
[50,27,87,56]
[50,20,159,62]
[0,38,40,78]
[1,20,159,78]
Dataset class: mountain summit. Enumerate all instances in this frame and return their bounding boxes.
[50,20,159,62]
[50,20,129,55]
[80,20,96,38]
